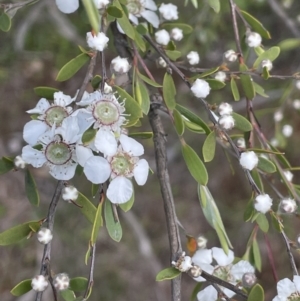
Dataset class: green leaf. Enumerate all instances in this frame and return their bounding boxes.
[129,132,153,139]
[202,131,216,162]
[10,279,32,296]
[256,213,269,233]
[182,144,208,186]
[205,79,225,90]
[244,198,254,222]
[156,267,181,281]
[133,28,146,52]
[34,87,59,100]
[81,0,99,33]
[82,127,97,145]
[252,238,262,271]
[163,73,176,110]
[76,193,97,224]
[279,38,300,52]
[0,156,15,175]
[191,0,198,8]
[114,86,143,126]
[257,157,276,173]
[251,169,264,191]
[230,77,240,101]
[60,289,76,301]
[252,82,269,98]
[104,199,122,242]
[135,80,150,115]
[176,104,211,134]
[190,283,202,301]
[198,66,220,78]
[270,212,283,232]
[198,185,233,252]
[239,63,255,99]
[25,169,40,206]
[91,200,103,244]
[161,23,193,34]
[232,112,253,132]
[91,75,102,90]
[0,12,11,32]
[119,190,134,212]
[107,5,123,18]
[184,120,205,134]
[113,0,135,39]
[165,50,182,61]
[240,10,271,39]
[69,277,88,292]
[253,46,280,69]
[56,53,90,82]
[262,66,270,80]
[0,220,40,245]
[138,73,162,87]
[173,109,185,136]
[207,0,220,13]
[136,24,148,35]
[248,284,264,301]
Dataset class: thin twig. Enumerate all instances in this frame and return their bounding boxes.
[281,231,299,276]
[83,244,96,300]
[264,233,279,282]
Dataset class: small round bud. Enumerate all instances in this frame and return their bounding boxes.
[170,28,183,41]
[189,265,202,278]
[296,80,300,90]
[191,79,211,99]
[255,194,273,214]
[270,138,279,147]
[218,102,233,116]
[172,252,193,272]
[111,56,131,74]
[279,198,297,214]
[239,151,259,171]
[159,3,178,20]
[274,111,283,122]
[293,99,300,109]
[261,59,273,71]
[282,124,293,137]
[224,49,237,62]
[237,138,246,148]
[53,273,70,291]
[14,155,27,169]
[283,170,294,182]
[187,51,200,65]
[37,228,53,245]
[197,236,207,249]
[242,272,257,288]
[297,235,300,247]
[31,275,49,292]
[158,57,167,68]
[219,115,235,130]
[246,31,262,48]
[155,29,170,46]
[214,71,227,83]
[104,83,113,94]
[62,186,79,202]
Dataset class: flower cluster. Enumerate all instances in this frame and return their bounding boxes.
[217,102,235,130]
[21,89,149,205]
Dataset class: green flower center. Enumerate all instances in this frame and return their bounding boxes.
[111,153,134,176]
[127,0,142,15]
[288,293,300,301]
[45,106,68,127]
[45,142,72,165]
[213,266,233,282]
[93,101,120,125]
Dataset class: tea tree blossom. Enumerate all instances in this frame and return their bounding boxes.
[279,198,297,213]
[273,276,300,301]
[170,28,183,41]
[254,194,273,214]
[86,32,109,52]
[37,228,53,245]
[62,185,79,202]
[111,56,131,74]
[282,124,293,137]
[14,155,26,169]
[246,31,262,48]
[159,3,178,20]
[191,79,211,98]
[172,252,193,272]
[218,103,233,116]
[53,273,70,291]
[219,115,235,130]
[187,51,200,65]
[31,275,49,292]
[239,151,258,170]
[155,29,170,45]
[224,49,237,62]
[214,71,226,82]
[262,59,273,71]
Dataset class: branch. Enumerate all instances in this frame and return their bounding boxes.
[83,244,96,300]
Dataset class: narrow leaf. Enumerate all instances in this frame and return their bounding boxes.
[239,63,255,99]
[161,23,193,34]
[279,38,300,51]
[230,77,240,101]
[165,50,182,61]
[156,267,181,281]
[138,73,162,87]
[173,109,185,136]
[163,73,176,110]
[248,284,264,301]
[198,67,220,78]
[129,132,153,139]
[253,46,280,69]
[253,82,269,98]
[0,156,15,175]
[232,112,253,132]
[136,80,150,115]
[252,239,262,271]
[257,157,276,173]
[119,190,134,212]
[91,200,103,244]
[10,279,32,296]
[0,12,11,32]
[205,79,225,90]
[82,128,97,145]
[104,199,122,242]
[207,0,220,13]
[256,213,269,233]
[34,87,59,100]
[202,131,216,162]
[25,169,40,206]
[133,27,146,52]
[81,0,99,33]
[60,289,76,301]
[69,277,88,292]
[107,5,123,18]
[76,193,97,224]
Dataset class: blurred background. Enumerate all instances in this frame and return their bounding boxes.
[1,0,300,300]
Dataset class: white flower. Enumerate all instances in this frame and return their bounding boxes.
[219,115,235,130]
[56,0,79,14]
[14,155,26,169]
[31,275,49,292]
[197,285,218,301]
[279,198,297,213]
[239,151,258,170]
[191,79,211,98]
[255,194,273,214]
[274,110,283,122]
[237,138,246,148]
[273,276,300,301]
[261,59,273,71]
[293,99,300,109]
[62,186,79,202]
[37,228,53,245]
[23,92,75,146]
[246,31,262,48]
[155,29,170,45]
[283,170,294,182]
[224,49,237,62]
[111,56,131,74]
[214,71,226,82]
[124,0,159,29]
[170,28,183,41]
[218,103,233,116]
[187,51,200,65]
[282,124,293,137]
[159,3,178,20]
[172,253,193,272]
[22,116,81,180]
[93,0,110,9]
[53,273,70,291]
[86,32,109,51]
[158,57,167,68]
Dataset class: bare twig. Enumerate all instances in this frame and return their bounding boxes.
[83,244,96,300]
[281,231,299,276]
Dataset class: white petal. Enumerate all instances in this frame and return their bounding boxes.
[197,285,218,301]
[272,297,280,301]
[23,120,49,146]
[133,159,149,185]
[26,98,50,114]
[193,263,214,282]
[53,91,74,107]
[129,13,139,25]
[193,249,213,265]
[120,134,144,156]
[72,109,94,135]
[58,116,80,144]
[141,10,159,28]
[212,247,234,266]
[231,260,255,281]
[49,162,77,180]
[144,0,157,11]
[107,177,133,204]
[56,0,79,13]
[84,156,111,184]
[95,129,118,156]
[222,288,236,298]
[22,145,47,168]
[39,129,55,145]
[76,145,93,166]
[293,275,300,292]
[276,278,296,298]
[116,22,125,34]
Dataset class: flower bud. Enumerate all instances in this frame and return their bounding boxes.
[189,265,202,278]
[214,71,227,83]
[224,49,237,62]
[279,198,297,214]
[191,79,211,99]
[172,252,193,272]
[239,151,259,171]
[218,103,233,116]
[255,194,273,214]
[155,29,170,46]
[237,138,246,148]
[31,275,49,292]
[242,272,257,288]
[261,59,273,71]
[170,28,183,41]
[158,57,167,68]
[293,99,300,109]
[283,170,294,182]
[14,155,27,169]
[37,228,53,245]
[53,273,70,291]
[187,51,200,65]
[111,56,131,74]
[274,111,283,122]
[246,31,262,48]
[219,115,235,130]
[282,124,293,137]
[197,236,207,249]
[62,186,79,202]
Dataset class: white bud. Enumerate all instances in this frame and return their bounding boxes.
[283,170,294,182]
[191,79,211,98]
[14,155,26,169]
[214,71,227,83]
[187,51,200,65]
[111,56,131,74]
[155,29,170,45]
[189,265,202,278]
[62,186,79,202]
[86,32,109,52]
[279,198,297,214]
[218,102,233,116]
[158,57,167,68]
[104,83,113,94]
[93,0,110,9]
[224,49,237,62]
[37,228,53,245]
[297,234,300,247]
[242,272,257,288]
[255,194,273,214]
[282,124,293,137]
[197,236,207,249]
[296,80,300,90]
[172,253,193,272]
[31,275,49,292]
[239,151,259,170]
[237,138,246,148]
[261,59,273,71]
[270,138,279,147]
[274,111,283,122]
[219,115,235,130]
[293,99,300,109]
[170,28,183,41]
[53,273,70,291]
[159,3,178,20]
[246,32,262,48]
